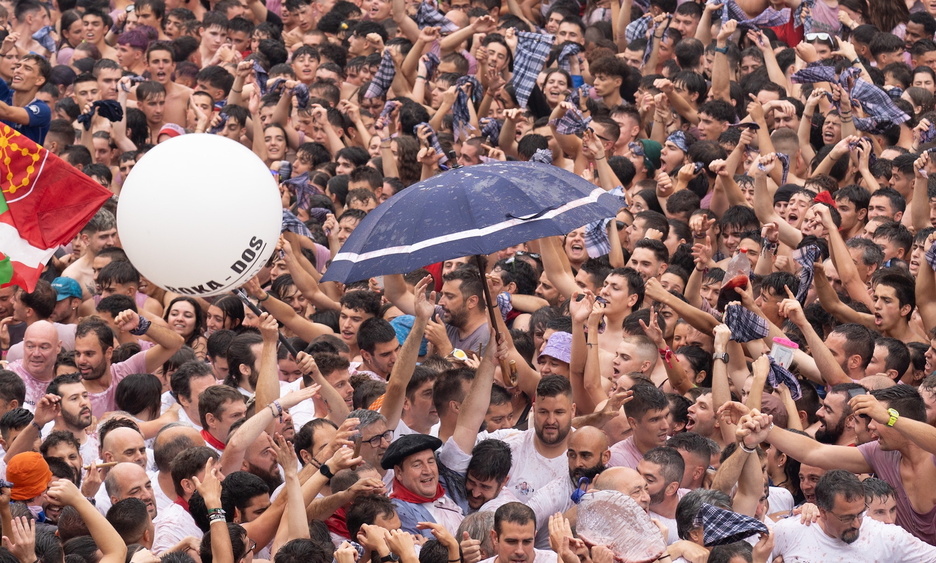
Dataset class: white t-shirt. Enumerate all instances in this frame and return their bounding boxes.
[498,429,567,504]
[152,501,203,554]
[771,512,936,562]
[767,486,795,515]
[480,550,557,563]
[526,476,574,549]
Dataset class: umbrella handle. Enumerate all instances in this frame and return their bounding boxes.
[473,255,514,384]
[232,289,300,358]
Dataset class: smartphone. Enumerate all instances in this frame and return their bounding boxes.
[847,387,866,400]
[352,435,362,458]
[575,294,586,302]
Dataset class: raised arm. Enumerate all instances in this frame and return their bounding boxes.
[46,479,127,563]
[113,310,184,374]
[451,328,497,454]
[381,276,433,430]
[736,410,871,473]
[243,278,335,340]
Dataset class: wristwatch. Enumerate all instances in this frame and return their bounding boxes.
[380,555,400,563]
[886,408,899,427]
[713,352,729,364]
[319,463,334,479]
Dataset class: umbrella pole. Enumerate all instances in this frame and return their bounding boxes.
[474,255,514,381]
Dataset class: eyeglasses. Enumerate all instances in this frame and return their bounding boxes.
[361,430,394,447]
[246,538,257,553]
[827,505,867,524]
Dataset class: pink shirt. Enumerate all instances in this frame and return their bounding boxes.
[608,435,643,469]
[7,361,54,411]
[89,351,148,418]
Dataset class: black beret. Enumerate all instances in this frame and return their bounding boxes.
[380,434,443,470]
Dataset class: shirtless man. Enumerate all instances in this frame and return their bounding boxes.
[62,209,118,299]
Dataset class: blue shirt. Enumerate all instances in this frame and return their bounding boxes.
[0,78,51,145]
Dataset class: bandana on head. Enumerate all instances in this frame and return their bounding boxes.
[697,503,769,546]
[667,131,690,153]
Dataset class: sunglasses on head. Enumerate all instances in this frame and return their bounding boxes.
[805,32,834,44]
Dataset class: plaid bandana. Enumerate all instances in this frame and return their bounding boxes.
[283,171,323,210]
[926,240,936,271]
[32,25,56,53]
[416,1,459,33]
[848,139,877,170]
[552,106,592,135]
[254,61,270,95]
[583,186,627,257]
[667,131,689,153]
[77,100,124,131]
[793,0,816,34]
[793,244,821,305]
[480,117,503,146]
[307,207,331,223]
[887,87,904,99]
[365,49,396,98]
[556,42,582,73]
[510,32,554,108]
[851,78,911,133]
[921,121,936,146]
[625,14,652,43]
[415,122,449,165]
[775,152,790,184]
[718,0,789,28]
[530,148,553,164]
[496,292,514,320]
[425,40,442,79]
[453,75,482,140]
[768,356,802,400]
[698,503,768,547]
[282,209,313,238]
[294,83,310,110]
[209,112,229,135]
[724,304,768,343]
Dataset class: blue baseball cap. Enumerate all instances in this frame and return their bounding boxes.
[51,277,82,301]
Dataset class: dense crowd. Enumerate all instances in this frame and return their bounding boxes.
[8,0,936,560]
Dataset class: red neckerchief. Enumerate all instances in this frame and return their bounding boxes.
[201,429,226,451]
[325,507,349,538]
[174,496,190,511]
[389,478,444,504]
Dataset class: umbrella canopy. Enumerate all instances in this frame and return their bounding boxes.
[321,162,622,283]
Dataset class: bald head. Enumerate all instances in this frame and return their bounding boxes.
[102,427,147,468]
[593,467,650,512]
[105,462,157,518]
[153,424,205,473]
[22,320,61,379]
[569,426,609,450]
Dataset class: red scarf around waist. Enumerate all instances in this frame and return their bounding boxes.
[389,478,445,504]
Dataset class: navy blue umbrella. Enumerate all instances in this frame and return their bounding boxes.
[321,161,622,283]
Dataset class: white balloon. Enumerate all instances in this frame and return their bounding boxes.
[117,135,281,297]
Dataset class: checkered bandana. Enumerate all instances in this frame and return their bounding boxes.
[365,50,396,98]
[724,303,768,343]
[415,122,448,165]
[510,32,554,107]
[697,503,768,547]
[416,1,459,33]
[553,106,592,135]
